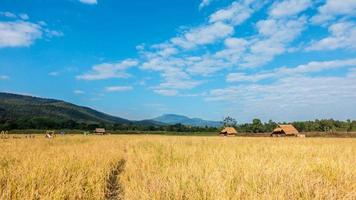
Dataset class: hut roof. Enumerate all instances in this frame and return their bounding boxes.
[95,128,106,133]
[220,127,237,135]
[273,127,282,132]
[275,124,299,135]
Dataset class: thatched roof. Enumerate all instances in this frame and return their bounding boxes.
[94,128,106,133]
[273,124,299,135]
[273,127,282,132]
[220,127,237,135]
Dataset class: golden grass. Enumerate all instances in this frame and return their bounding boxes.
[1,135,355,199]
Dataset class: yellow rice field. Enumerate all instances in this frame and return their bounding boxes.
[1,135,356,199]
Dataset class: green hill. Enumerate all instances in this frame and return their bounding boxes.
[0,92,135,129]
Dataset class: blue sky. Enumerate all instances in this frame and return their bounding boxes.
[0,0,355,122]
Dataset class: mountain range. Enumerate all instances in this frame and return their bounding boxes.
[152,114,222,127]
[0,92,221,127]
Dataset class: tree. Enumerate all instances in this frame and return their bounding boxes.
[223,116,237,127]
[252,118,263,133]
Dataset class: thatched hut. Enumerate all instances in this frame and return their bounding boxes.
[94,128,106,135]
[45,130,55,139]
[220,127,237,136]
[271,124,299,137]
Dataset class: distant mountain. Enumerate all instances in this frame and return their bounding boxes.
[152,114,222,127]
[0,93,220,129]
[0,92,154,126]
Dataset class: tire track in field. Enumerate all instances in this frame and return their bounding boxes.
[105,159,126,200]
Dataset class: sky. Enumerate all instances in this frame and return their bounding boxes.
[0,0,355,122]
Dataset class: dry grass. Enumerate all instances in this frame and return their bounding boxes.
[1,135,355,199]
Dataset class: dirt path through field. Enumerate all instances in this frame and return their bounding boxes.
[105,159,126,200]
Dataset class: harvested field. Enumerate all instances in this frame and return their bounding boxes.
[1,135,356,199]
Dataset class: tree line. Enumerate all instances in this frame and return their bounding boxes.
[227,118,356,133]
[0,117,355,133]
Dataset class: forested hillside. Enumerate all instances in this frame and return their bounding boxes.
[0,93,133,129]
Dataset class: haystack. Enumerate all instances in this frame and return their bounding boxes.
[1,130,9,139]
[220,127,237,136]
[272,124,299,136]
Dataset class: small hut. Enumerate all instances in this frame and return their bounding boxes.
[45,130,55,139]
[272,124,299,137]
[220,127,237,136]
[94,128,106,135]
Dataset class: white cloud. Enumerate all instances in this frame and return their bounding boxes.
[153,89,178,96]
[214,37,248,65]
[171,22,234,49]
[0,75,9,80]
[45,29,64,38]
[227,72,274,82]
[306,21,356,51]
[0,12,29,20]
[269,0,312,18]
[79,0,97,5]
[48,71,60,76]
[200,1,310,70]
[0,12,61,48]
[19,13,29,20]
[199,0,214,9]
[134,0,321,97]
[207,68,356,121]
[240,16,307,67]
[105,86,133,92]
[156,78,202,90]
[73,90,85,94]
[142,57,203,90]
[227,58,356,82]
[77,59,138,80]
[209,1,260,25]
[0,21,42,48]
[0,12,17,18]
[135,0,263,96]
[38,21,47,26]
[187,55,227,75]
[205,87,239,101]
[311,0,356,24]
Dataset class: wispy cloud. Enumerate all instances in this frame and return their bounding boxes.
[77,59,138,80]
[105,86,133,92]
[209,1,263,25]
[206,66,356,121]
[0,11,17,18]
[137,0,263,95]
[73,90,85,94]
[170,22,234,50]
[199,0,214,10]
[19,13,29,20]
[235,0,309,67]
[48,71,60,76]
[0,75,9,80]
[153,89,178,96]
[79,0,97,5]
[227,58,356,82]
[0,12,29,20]
[134,0,313,97]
